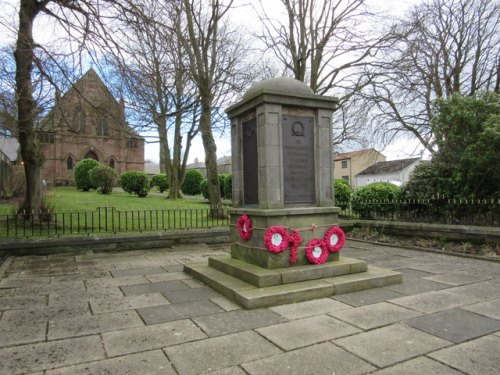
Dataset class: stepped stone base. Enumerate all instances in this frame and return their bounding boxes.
[184,255,402,309]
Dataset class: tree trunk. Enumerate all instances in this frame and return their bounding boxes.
[199,98,222,215]
[168,110,183,199]
[14,0,43,213]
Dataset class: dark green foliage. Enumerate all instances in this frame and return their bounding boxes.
[200,179,209,199]
[352,182,401,219]
[404,92,500,200]
[89,166,117,194]
[181,169,204,196]
[74,159,100,191]
[151,173,169,193]
[223,174,232,200]
[119,170,150,197]
[218,174,229,198]
[334,179,352,209]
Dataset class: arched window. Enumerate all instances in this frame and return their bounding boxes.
[72,108,86,134]
[96,115,109,136]
[67,156,74,170]
[84,150,98,161]
[109,158,115,169]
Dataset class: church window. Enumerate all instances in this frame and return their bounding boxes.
[67,156,74,170]
[109,158,115,169]
[96,116,109,136]
[126,138,137,148]
[40,132,54,144]
[73,108,86,133]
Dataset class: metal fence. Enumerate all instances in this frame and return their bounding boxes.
[338,198,500,226]
[0,206,230,239]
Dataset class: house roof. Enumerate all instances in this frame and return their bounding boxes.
[0,136,20,162]
[334,148,380,161]
[357,158,420,176]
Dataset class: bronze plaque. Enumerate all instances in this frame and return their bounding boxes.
[242,118,258,204]
[283,115,315,203]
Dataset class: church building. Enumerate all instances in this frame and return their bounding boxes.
[39,69,144,185]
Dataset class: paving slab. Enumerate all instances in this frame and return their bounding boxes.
[462,298,500,320]
[85,275,148,288]
[145,272,191,282]
[164,330,282,375]
[193,308,287,337]
[110,267,167,277]
[393,268,438,279]
[332,287,405,307]
[0,276,52,287]
[48,288,123,306]
[0,335,105,375]
[50,270,111,282]
[335,324,451,368]
[203,366,247,375]
[120,280,189,296]
[429,334,500,375]
[0,295,47,310]
[13,280,86,295]
[0,303,90,324]
[0,320,47,347]
[386,277,450,295]
[102,319,207,357]
[46,349,175,375]
[256,314,360,351]
[269,298,351,320]
[181,278,205,288]
[90,293,169,314]
[405,308,500,343]
[137,299,224,324]
[424,269,494,286]
[389,289,479,313]
[450,280,500,300]
[329,302,422,330]
[0,289,14,297]
[371,356,464,375]
[48,310,144,340]
[161,264,185,272]
[161,286,221,303]
[242,341,376,375]
[210,296,242,311]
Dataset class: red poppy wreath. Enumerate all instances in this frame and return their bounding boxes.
[264,226,289,253]
[323,226,345,253]
[287,229,302,264]
[305,238,329,264]
[237,215,253,241]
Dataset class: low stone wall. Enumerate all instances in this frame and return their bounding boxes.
[1,220,498,256]
[0,228,230,256]
[341,220,500,245]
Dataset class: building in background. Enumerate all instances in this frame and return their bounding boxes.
[39,69,144,185]
[355,157,421,187]
[333,149,386,189]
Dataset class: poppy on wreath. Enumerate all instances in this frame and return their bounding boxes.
[288,229,302,264]
[323,226,345,253]
[264,226,289,253]
[237,215,253,241]
[305,238,329,264]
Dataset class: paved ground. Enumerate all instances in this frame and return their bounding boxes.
[1,240,500,375]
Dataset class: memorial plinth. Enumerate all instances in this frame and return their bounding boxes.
[184,78,401,308]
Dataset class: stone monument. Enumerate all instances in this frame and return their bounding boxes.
[184,78,401,308]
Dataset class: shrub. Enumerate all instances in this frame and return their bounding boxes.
[218,174,229,198]
[89,165,117,194]
[200,179,209,199]
[223,174,232,200]
[119,170,150,197]
[351,182,401,219]
[334,179,352,210]
[151,173,169,193]
[181,169,204,196]
[74,159,100,191]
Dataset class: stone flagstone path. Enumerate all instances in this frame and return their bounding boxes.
[0,240,499,374]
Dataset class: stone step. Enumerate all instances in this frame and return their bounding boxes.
[208,255,367,288]
[184,262,402,309]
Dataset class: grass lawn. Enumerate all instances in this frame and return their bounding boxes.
[0,187,221,214]
[0,187,230,238]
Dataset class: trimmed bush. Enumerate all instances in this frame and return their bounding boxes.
[89,165,117,194]
[74,159,100,191]
[119,170,150,197]
[223,174,232,200]
[181,169,204,196]
[200,179,209,199]
[334,179,352,210]
[151,173,169,193]
[218,174,229,198]
[351,182,401,219]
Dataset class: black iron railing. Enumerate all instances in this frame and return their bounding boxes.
[0,206,229,239]
[338,198,500,226]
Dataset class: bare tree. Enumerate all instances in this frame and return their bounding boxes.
[176,0,254,210]
[109,0,200,199]
[367,0,499,155]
